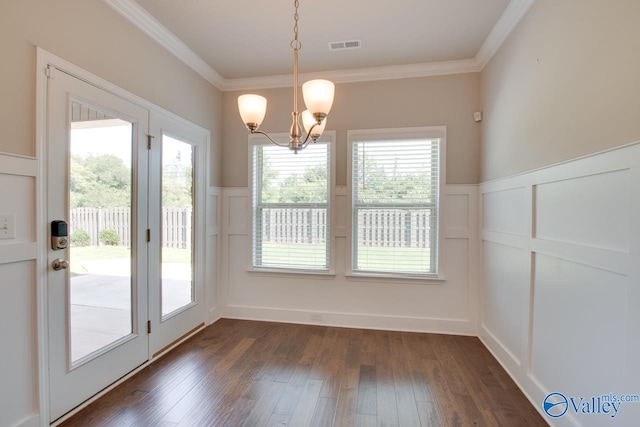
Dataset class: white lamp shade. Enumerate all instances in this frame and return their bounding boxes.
[238,94,267,126]
[302,110,326,136]
[302,79,335,116]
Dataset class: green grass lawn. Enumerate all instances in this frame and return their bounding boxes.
[70,244,432,274]
[355,246,432,273]
[260,243,328,268]
[260,243,432,272]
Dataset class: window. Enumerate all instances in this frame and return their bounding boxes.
[349,127,445,277]
[250,133,333,271]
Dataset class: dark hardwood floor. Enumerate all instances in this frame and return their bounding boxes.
[60,319,547,426]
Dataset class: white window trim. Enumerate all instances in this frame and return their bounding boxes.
[346,126,447,281]
[248,131,336,275]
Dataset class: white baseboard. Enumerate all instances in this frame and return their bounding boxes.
[208,306,223,324]
[477,334,552,426]
[11,414,40,427]
[224,305,476,336]
[478,324,522,373]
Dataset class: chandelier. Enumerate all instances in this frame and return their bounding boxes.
[237,0,335,152]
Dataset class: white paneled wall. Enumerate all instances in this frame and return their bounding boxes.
[219,185,479,335]
[0,153,40,427]
[206,186,223,323]
[480,143,640,426]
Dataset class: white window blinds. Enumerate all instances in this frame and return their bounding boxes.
[252,141,330,270]
[351,137,440,274]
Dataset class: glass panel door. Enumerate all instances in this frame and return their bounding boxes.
[147,113,206,356]
[161,135,195,317]
[69,104,134,363]
[47,68,149,423]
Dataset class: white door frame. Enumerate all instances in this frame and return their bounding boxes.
[36,48,211,425]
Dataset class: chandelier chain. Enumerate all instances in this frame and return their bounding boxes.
[238,0,333,152]
[291,0,301,50]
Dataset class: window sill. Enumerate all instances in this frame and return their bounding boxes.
[345,271,446,284]
[248,267,336,279]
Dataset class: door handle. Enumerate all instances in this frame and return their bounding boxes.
[52,259,69,271]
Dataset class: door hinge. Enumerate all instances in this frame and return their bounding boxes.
[45,65,53,79]
[147,134,154,150]
[146,229,151,242]
[147,320,151,334]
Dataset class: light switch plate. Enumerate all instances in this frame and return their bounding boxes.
[0,214,16,239]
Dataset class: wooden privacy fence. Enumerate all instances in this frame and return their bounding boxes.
[162,207,192,249]
[260,207,433,247]
[70,207,192,249]
[72,206,432,249]
[261,208,328,244]
[356,208,433,248]
[71,207,131,247]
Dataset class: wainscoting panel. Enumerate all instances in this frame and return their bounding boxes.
[482,186,528,235]
[226,190,249,235]
[480,143,640,427]
[535,169,630,251]
[0,158,37,263]
[481,241,529,368]
[0,153,39,427]
[206,187,222,322]
[531,254,628,401]
[220,185,479,335]
[443,192,470,230]
[0,260,38,427]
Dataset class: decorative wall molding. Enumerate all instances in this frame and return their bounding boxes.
[219,185,479,336]
[0,152,37,266]
[475,0,537,69]
[222,59,482,91]
[0,243,37,266]
[479,141,640,426]
[206,186,223,324]
[0,152,37,177]
[0,151,38,427]
[103,0,225,89]
[103,0,535,91]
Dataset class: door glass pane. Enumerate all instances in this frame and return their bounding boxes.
[69,102,133,364]
[161,135,194,317]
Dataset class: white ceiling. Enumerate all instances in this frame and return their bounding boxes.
[106,0,534,90]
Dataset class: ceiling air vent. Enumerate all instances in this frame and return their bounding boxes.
[329,39,362,51]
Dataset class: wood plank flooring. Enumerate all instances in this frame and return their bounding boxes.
[60,319,548,426]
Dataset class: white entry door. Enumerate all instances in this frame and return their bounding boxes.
[46,67,150,422]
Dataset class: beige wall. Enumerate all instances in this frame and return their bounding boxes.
[480,0,640,182]
[222,73,482,187]
[1,0,222,185]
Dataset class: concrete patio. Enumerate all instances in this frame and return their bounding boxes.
[70,259,191,362]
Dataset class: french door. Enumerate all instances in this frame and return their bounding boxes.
[148,111,206,356]
[46,65,205,422]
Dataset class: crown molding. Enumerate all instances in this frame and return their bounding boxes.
[105,0,535,92]
[475,0,536,69]
[103,0,226,89]
[222,59,482,91]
